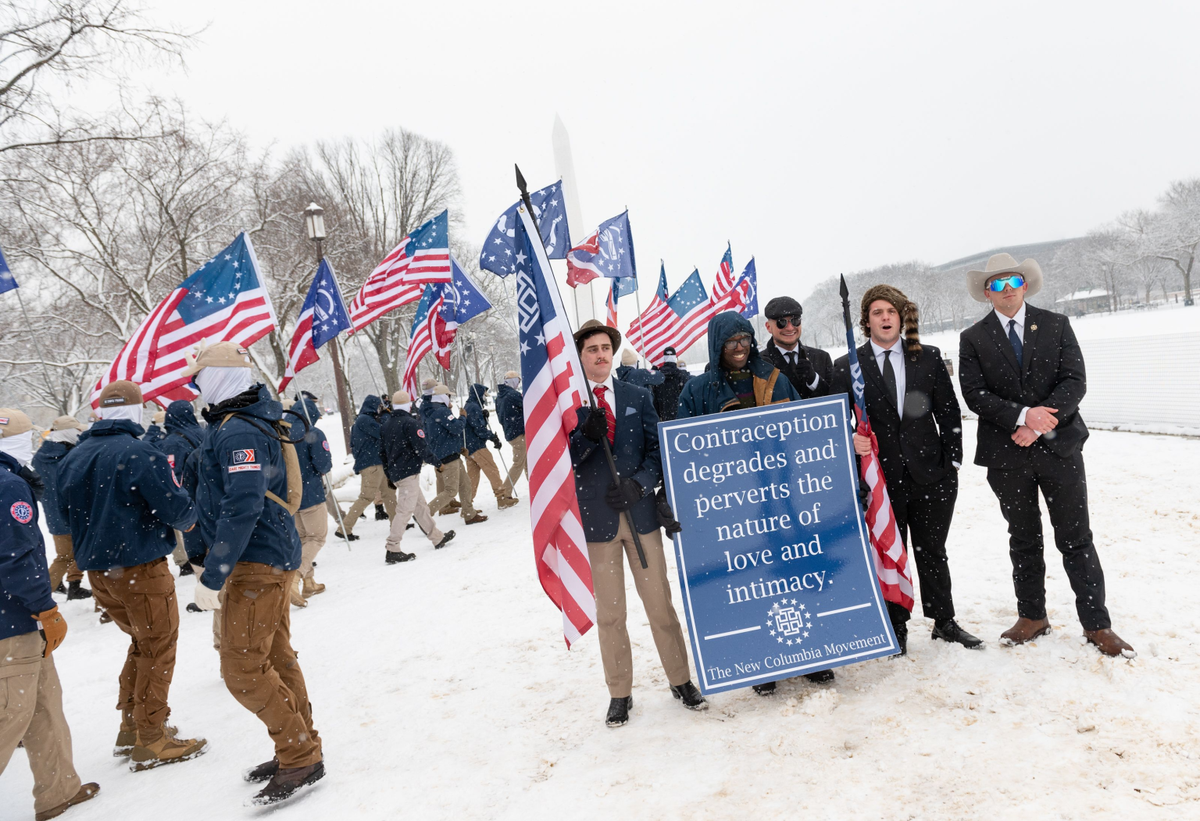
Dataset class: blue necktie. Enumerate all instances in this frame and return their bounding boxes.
[1008,319,1023,361]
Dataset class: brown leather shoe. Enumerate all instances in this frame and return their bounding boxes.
[463,513,489,525]
[35,782,99,820]
[1085,628,1136,658]
[1000,617,1051,646]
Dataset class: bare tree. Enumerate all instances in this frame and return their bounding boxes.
[1148,179,1200,305]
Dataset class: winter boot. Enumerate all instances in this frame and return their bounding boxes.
[113,711,137,757]
[98,609,113,624]
[178,562,194,577]
[334,530,360,541]
[54,582,67,595]
[302,572,325,597]
[66,580,93,601]
[374,504,389,521]
[463,512,489,525]
[34,782,100,821]
[385,550,416,564]
[497,494,520,510]
[129,732,207,771]
[290,576,307,608]
[439,500,461,515]
[434,530,456,549]
[244,757,279,784]
[247,760,325,807]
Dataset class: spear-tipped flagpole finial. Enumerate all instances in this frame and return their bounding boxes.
[515,164,528,198]
[839,274,849,301]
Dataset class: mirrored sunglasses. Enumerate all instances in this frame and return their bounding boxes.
[771,316,802,329]
[987,274,1025,292]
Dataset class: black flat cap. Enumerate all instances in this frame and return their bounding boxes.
[764,296,803,320]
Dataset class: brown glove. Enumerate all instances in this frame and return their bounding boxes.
[33,607,67,657]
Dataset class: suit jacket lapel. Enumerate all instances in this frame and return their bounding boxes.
[859,343,897,414]
[982,311,1022,378]
[1021,305,1039,374]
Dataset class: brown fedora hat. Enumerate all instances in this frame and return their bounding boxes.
[573,319,621,352]
[966,253,1043,303]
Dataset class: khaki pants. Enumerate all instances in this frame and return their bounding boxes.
[325,491,347,526]
[501,435,527,497]
[88,558,179,744]
[587,520,691,698]
[385,475,443,552]
[172,530,189,566]
[294,504,328,578]
[345,464,396,533]
[464,447,504,501]
[220,563,322,769]
[428,459,476,519]
[49,534,83,589]
[0,632,82,815]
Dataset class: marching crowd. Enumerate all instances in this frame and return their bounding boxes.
[0,251,1135,819]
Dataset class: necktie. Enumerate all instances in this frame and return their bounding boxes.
[882,350,899,415]
[787,351,797,366]
[1008,319,1023,362]
[592,386,616,445]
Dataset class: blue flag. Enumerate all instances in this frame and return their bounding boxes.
[565,210,637,287]
[308,259,352,350]
[480,181,571,276]
[0,245,18,295]
[440,258,492,326]
[738,258,759,318]
[668,268,709,316]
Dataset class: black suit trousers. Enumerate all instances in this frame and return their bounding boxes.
[985,456,1110,630]
[890,470,958,623]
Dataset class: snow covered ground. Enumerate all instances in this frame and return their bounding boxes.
[3,422,1198,820]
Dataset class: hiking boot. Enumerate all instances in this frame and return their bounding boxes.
[302,573,325,598]
[98,610,113,624]
[54,582,66,595]
[497,495,520,510]
[334,530,360,541]
[244,757,279,784]
[463,513,488,525]
[440,501,461,515]
[247,760,325,807]
[129,732,207,771]
[118,721,177,756]
[434,530,456,549]
[385,550,416,564]
[66,580,93,601]
[178,562,194,577]
[374,504,389,521]
[34,782,99,821]
[289,576,307,608]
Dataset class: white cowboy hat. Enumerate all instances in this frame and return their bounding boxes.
[965,253,1043,303]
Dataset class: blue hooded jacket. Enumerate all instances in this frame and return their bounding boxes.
[493,384,525,442]
[463,384,500,454]
[156,400,204,483]
[677,311,799,419]
[31,439,75,536]
[381,409,433,482]
[616,364,665,389]
[192,385,302,591]
[56,419,196,571]
[0,452,56,641]
[291,397,333,510]
[350,395,384,473]
[424,401,467,463]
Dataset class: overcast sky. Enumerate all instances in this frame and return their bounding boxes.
[121,1,1200,306]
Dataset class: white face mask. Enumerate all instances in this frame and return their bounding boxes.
[0,433,34,466]
[46,428,81,445]
[99,405,144,424]
[196,367,254,406]
[397,402,412,413]
[433,394,451,407]
[505,377,521,390]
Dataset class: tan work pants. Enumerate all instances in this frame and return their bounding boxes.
[88,558,178,744]
[294,504,328,578]
[385,475,443,552]
[48,534,83,589]
[587,520,691,698]
[324,491,347,526]
[501,435,527,498]
[171,530,189,566]
[428,459,476,519]
[220,563,322,769]
[0,632,82,815]
[464,447,504,500]
[344,464,396,533]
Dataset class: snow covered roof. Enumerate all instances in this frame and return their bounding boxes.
[1055,289,1109,302]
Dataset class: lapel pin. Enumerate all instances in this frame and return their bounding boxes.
[1030,324,1037,331]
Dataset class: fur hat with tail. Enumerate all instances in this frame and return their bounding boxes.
[860,284,921,354]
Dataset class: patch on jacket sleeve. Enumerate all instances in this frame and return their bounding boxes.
[167,454,176,468]
[229,448,261,472]
[10,501,33,524]
[322,441,331,451]
[417,429,425,438]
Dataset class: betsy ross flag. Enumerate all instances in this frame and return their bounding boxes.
[840,275,914,611]
[400,258,492,397]
[565,211,636,288]
[92,233,277,408]
[278,259,351,394]
[628,266,710,366]
[605,268,638,329]
[512,199,595,647]
[348,210,451,333]
[480,181,570,275]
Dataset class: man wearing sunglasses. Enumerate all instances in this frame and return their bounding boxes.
[960,254,1135,659]
[759,296,833,399]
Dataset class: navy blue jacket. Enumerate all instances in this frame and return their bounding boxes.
[192,385,302,591]
[381,409,432,482]
[0,452,55,641]
[31,439,74,536]
[494,384,525,441]
[463,384,500,454]
[292,398,333,510]
[616,364,665,390]
[678,312,799,418]
[143,423,167,446]
[156,400,204,483]
[350,395,384,473]
[424,403,467,463]
[56,419,196,571]
[569,380,662,541]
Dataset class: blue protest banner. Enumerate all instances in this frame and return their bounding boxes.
[661,395,900,694]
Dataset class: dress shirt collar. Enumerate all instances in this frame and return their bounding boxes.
[993,302,1027,332]
[589,374,616,399]
[869,337,902,361]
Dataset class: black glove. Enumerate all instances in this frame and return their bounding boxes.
[17,466,45,502]
[387,479,397,490]
[656,488,682,536]
[857,482,870,513]
[605,478,643,511]
[483,409,491,422]
[491,438,502,450]
[579,407,609,443]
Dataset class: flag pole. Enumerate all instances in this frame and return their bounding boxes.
[516,165,647,569]
[288,378,352,550]
[12,289,62,410]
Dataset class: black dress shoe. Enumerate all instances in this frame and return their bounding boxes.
[385,550,416,564]
[434,530,456,549]
[605,696,632,727]
[752,681,776,696]
[894,623,908,656]
[932,619,984,649]
[334,530,360,542]
[669,681,708,710]
[804,669,835,684]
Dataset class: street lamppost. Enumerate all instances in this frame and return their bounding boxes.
[304,202,355,451]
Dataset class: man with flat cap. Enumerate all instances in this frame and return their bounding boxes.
[959,253,1134,658]
[759,296,833,399]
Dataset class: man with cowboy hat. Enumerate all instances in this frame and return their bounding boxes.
[571,319,705,727]
[959,253,1135,658]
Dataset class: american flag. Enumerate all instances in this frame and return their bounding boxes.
[348,210,451,333]
[627,266,709,366]
[278,258,351,394]
[842,284,915,611]
[400,285,445,399]
[91,233,277,408]
[400,258,493,396]
[512,199,595,647]
[565,211,636,288]
[480,181,570,275]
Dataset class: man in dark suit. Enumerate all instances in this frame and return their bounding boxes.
[570,320,705,727]
[759,296,833,398]
[833,286,982,654]
[959,253,1134,658]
